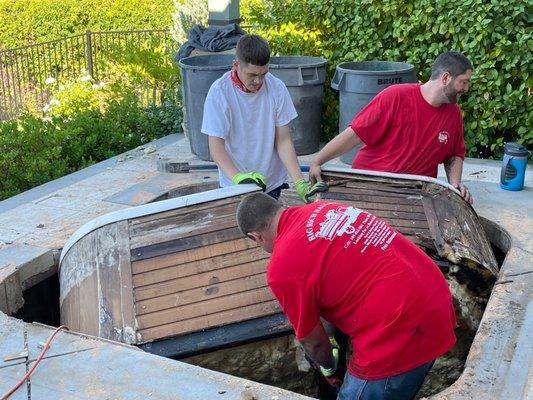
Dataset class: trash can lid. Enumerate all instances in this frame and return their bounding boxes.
[269,56,327,69]
[178,54,235,70]
[336,60,415,75]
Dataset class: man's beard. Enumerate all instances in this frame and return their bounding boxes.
[443,85,460,104]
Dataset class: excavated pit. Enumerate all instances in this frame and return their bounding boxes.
[9,196,509,400]
[181,219,508,399]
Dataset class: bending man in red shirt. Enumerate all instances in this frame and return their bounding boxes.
[309,51,474,203]
[237,193,456,400]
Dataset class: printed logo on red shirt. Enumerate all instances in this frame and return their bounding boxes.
[305,203,397,253]
[437,131,449,144]
[317,206,361,240]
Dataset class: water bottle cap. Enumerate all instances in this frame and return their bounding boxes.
[504,142,530,157]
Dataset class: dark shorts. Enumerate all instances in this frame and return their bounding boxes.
[267,183,289,200]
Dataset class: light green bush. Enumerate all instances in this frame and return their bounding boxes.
[242,0,532,158]
[0,0,174,48]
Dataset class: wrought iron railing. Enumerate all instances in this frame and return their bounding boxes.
[0,29,173,120]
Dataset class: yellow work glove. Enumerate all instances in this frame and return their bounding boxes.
[232,172,267,192]
[295,179,329,203]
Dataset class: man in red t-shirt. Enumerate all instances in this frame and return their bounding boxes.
[237,193,456,400]
[309,51,474,204]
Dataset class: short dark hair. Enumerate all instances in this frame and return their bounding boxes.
[430,51,473,80]
[236,193,282,236]
[236,34,270,66]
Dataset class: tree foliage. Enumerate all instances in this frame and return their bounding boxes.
[0,0,174,48]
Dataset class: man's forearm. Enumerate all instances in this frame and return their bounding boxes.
[444,156,464,185]
[312,127,361,166]
[208,136,239,178]
[275,126,304,182]
[301,339,336,370]
[444,156,473,204]
[299,322,336,370]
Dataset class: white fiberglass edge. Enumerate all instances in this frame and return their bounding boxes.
[59,184,260,265]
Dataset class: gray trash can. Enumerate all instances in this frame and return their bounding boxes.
[331,61,417,164]
[179,55,234,161]
[269,56,327,155]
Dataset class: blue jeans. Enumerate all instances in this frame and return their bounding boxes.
[337,361,434,400]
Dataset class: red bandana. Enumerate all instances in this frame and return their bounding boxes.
[230,66,261,93]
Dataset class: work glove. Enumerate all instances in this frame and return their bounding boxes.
[232,172,267,192]
[295,179,329,203]
[320,336,343,389]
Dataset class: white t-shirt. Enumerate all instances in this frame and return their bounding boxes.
[201,71,297,192]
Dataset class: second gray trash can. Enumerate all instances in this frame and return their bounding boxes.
[179,55,234,161]
[269,56,327,155]
[331,61,417,164]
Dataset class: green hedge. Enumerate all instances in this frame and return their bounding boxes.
[243,0,532,159]
[0,92,171,200]
[0,0,174,48]
[0,40,182,200]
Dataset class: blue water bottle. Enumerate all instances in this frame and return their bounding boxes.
[500,142,530,191]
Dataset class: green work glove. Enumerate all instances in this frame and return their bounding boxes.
[295,179,330,203]
[232,172,267,192]
[320,336,340,378]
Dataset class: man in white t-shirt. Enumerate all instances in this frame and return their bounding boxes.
[201,34,324,202]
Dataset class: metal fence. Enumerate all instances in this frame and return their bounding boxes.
[0,29,173,120]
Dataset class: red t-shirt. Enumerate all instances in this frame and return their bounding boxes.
[350,83,466,177]
[267,202,456,380]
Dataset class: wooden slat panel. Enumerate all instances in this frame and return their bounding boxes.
[136,273,268,315]
[136,286,275,329]
[394,226,431,236]
[132,247,269,287]
[377,217,429,230]
[423,193,498,275]
[130,218,238,251]
[130,202,238,237]
[334,188,422,198]
[132,238,257,274]
[321,193,424,214]
[138,300,281,341]
[129,197,240,227]
[129,203,239,248]
[134,259,268,301]
[324,172,425,188]
[281,190,427,221]
[131,226,244,262]
[327,188,423,206]
[362,209,427,221]
[344,181,424,195]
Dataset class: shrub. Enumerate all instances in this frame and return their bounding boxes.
[100,38,184,136]
[242,0,532,159]
[0,67,178,200]
[0,115,70,199]
[0,0,174,49]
